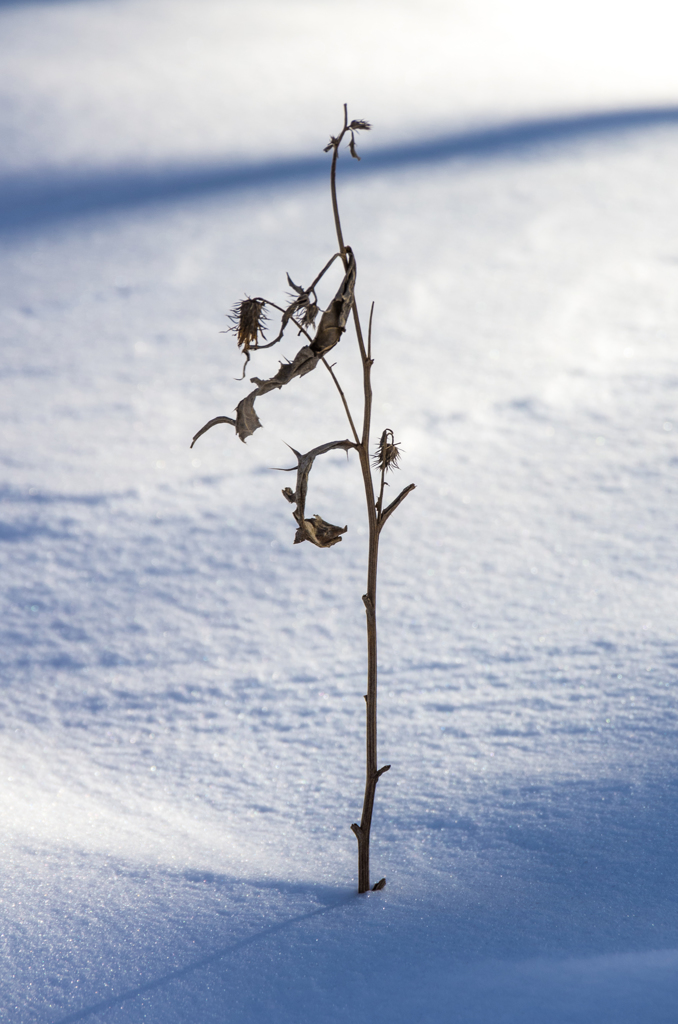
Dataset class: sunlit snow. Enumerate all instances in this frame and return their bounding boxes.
[2,2,678,1022]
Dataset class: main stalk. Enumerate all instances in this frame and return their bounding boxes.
[329,107,389,892]
[352,442,383,892]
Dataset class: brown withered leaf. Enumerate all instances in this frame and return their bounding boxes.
[234,345,318,441]
[309,248,356,356]
[233,252,356,442]
[190,415,237,449]
[278,439,356,547]
[234,394,263,441]
[297,515,347,548]
[286,274,305,296]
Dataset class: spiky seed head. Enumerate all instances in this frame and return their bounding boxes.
[373,429,402,473]
[348,119,371,160]
[228,297,267,353]
[291,295,319,329]
[284,275,319,330]
[298,301,319,328]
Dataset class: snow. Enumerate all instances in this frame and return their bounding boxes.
[2,1,678,1021]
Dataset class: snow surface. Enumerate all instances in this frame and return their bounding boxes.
[3,1,678,1021]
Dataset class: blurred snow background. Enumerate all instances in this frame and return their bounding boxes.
[2,1,678,1021]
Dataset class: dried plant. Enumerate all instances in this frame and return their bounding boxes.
[192,105,415,893]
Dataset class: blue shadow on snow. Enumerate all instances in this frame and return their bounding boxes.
[31,771,678,1024]
[2,105,678,233]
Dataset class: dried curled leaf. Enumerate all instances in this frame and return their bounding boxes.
[190,415,237,449]
[309,247,356,356]
[279,439,356,547]
[298,515,347,548]
[235,345,317,441]
[233,251,356,441]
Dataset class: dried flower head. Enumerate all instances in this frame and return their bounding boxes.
[324,120,371,158]
[297,300,319,328]
[228,297,267,353]
[227,297,268,379]
[286,274,319,329]
[373,429,402,473]
[348,119,371,160]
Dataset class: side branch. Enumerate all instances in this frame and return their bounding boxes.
[322,358,360,444]
[378,483,416,531]
[190,415,236,448]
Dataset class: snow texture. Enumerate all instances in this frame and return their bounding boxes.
[2,1,678,1021]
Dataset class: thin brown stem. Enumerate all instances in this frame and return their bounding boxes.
[379,482,416,532]
[360,327,373,449]
[328,105,388,893]
[250,299,314,349]
[367,302,374,361]
[330,104,349,262]
[353,322,384,893]
[351,306,368,366]
[352,437,381,892]
[322,358,360,445]
[308,252,343,294]
[376,457,387,521]
[328,108,368,365]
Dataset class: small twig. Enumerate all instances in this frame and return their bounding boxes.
[322,358,360,444]
[330,104,350,261]
[250,300,314,349]
[190,416,236,449]
[308,252,344,294]
[327,111,369,367]
[378,483,416,531]
[367,302,374,361]
[376,450,387,520]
